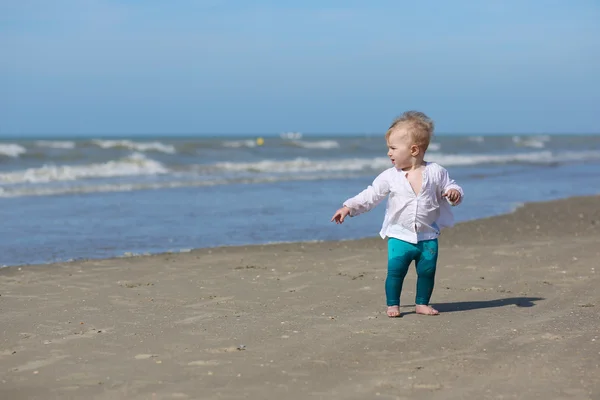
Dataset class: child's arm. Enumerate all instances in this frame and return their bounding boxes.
[439,168,464,206]
[331,171,390,223]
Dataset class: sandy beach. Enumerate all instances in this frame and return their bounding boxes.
[1,196,599,400]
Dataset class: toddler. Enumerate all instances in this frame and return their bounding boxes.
[331,111,463,317]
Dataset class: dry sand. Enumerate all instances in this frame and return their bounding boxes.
[1,196,599,400]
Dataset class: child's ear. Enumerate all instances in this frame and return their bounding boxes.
[410,145,420,156]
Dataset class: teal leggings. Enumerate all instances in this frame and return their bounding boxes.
[386,238,438,307]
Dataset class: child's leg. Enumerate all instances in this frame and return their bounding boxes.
[386,238,417,317]
[414,239,439,315]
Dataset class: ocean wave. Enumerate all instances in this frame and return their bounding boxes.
[512,135,550,149]
[288,140,340,149]
[428,143,441,151]
[212,150,600,173]
[35,140,76,149]
[0,172,358,198]
[0,144,27,157]
[222,140,259,148]
[431,150,600,166]
[467,136,485,143]
[91,139,176,154]
[280,132,303,140]
[212,157,391,173]
[0,152,167,184]
[3,150,599,197]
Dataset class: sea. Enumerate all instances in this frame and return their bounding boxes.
[2,133,600,267]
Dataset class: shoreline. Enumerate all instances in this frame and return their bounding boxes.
[1,195,599,399]
[2,193,596,270]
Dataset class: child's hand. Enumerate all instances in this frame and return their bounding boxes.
[442,189,462,205]
[331,206,351,224]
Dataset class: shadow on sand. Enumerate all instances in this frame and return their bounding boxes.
[402,297,544,315]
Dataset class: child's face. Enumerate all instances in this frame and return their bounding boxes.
[387,127,417,170]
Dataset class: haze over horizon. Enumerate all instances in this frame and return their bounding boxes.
[1,1,599,137]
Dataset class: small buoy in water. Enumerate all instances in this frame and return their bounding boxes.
[256,137,264,146]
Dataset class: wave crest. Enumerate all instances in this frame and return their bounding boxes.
[35,141,76,149]
[91,139,176,154]
[288,140,340,149]
[0,144,27,157]
[0,152,167,184]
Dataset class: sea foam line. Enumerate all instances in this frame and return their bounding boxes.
[288,140,340,149]
[0,153,167,184]
[0,172,360,198]
[91,139,176,154]
[34,140,76,149]
[3,150,600,197]
[0,144,27,158]
[209,150,600,173]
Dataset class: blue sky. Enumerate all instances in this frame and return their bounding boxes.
[1,1,599,136]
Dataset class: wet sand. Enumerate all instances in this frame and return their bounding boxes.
[1,196,599,399]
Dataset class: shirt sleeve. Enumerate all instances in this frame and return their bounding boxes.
[439,166,464,205]
[343,170,391,217]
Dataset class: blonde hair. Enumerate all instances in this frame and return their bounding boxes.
[385,111,435,151]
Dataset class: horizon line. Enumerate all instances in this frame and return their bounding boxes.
[1,131,600,139]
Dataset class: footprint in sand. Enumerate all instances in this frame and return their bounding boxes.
[204,347,240,354]
[187,360,221,366]
[134,354,158,360]
[183,296,235,309]
[283,285,309,293]
[13,355,69,372]
[175,314,214,325]
[276,272,305,281]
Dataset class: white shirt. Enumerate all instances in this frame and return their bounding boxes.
[343,162,464,244]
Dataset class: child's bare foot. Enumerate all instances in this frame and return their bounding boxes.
[387,306,401,318]
[415,304,439,315]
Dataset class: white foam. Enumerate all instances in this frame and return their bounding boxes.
[428,152,548,166]
[430,150,600,166]
[512,135,550,149]
[0,172,359,198]
[290,140,340,149]
[91,139,176,154]
[222,140,257,148]
[280,132,303,140]
[0,181,191,198]
[3,150,600,198]
[34,140,76,149]
[213,157,391,173]
[0,152,168,184]
[428,143,441,151]
[430,152,554,166]
[0,144,27,157]
[467,136,485,143]
[212,150,600,174]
